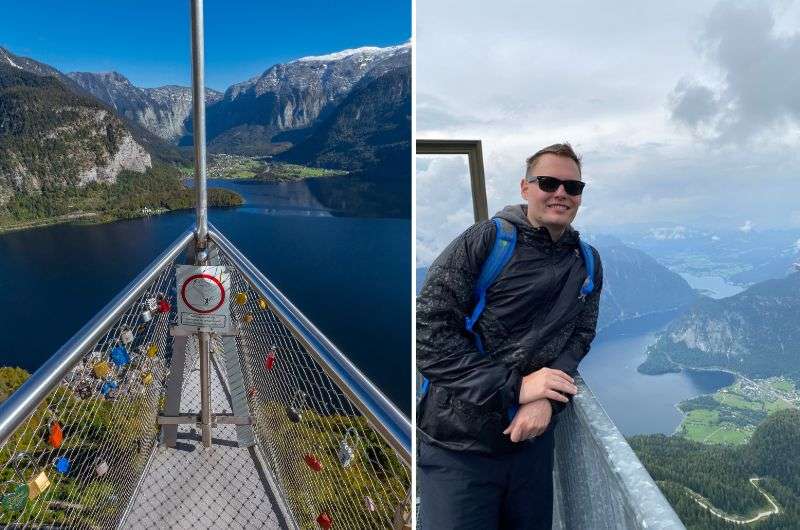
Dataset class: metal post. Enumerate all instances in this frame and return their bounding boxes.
[190,0,208,247]
[190,0,212,447]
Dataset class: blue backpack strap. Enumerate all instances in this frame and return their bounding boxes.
[577,240,595,299]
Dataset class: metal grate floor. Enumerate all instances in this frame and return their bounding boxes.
[122,336,289,529]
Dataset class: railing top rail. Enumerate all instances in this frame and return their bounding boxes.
[0,227,194,446]
[573,374,686,529]
[209,224,412,466]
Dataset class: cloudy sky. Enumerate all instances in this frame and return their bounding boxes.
[416,0,800,265]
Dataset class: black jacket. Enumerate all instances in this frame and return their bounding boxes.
[416,204,603,453]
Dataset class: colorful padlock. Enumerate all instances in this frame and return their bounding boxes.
[93,361,111,379]
[53,457,70,475]
[157,296,170,314]
[27,471,50,500]
[304,453,322,472]
[101,379,118,398]
[316,513,332,530]
[234,292,247,305]
[48,421,63,449]
[243,313,254,324]
[1,481,28,512]
[141,371,154,386]
[146,343,158,358]
[120,327,134,346]
[265,350,276,370]
[95,460,109,477]
[141,309,153,323]
[258,298,268,310]
[110,345,130,367]
[145,297,158,312]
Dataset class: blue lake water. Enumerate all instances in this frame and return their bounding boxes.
[580,312,735,435]
[0,179,411,414]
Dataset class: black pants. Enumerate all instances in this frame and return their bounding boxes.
[418,429,555,530]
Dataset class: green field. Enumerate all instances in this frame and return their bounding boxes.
[677,377,797,446]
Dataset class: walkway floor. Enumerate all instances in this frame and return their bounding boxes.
[122,336,288,529]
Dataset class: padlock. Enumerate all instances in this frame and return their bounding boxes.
[93,361,111,379]
[95,460,109,477]
[338,428,357,468]
[141,371,153,386]
[101,379,118,398]
[110,345,130,367]
[265,350,276,370]
[234,292,247,305]
[26,470,50,500]
[1,481,28,512]
[48,421,63,449]
[316,513,332,530]
[141,309,153,323]
[258,298,268,310]
[286,391,305,423]
[120,327,135,346]
[157,297,170,314]
[304,453,322,472]
[364,496,376,512]
[75,380,93,400]
[146,297,158,312]
[243,313,254,324]
[53,457,70,475]
[146,343,158,358]
[248,387,257,398]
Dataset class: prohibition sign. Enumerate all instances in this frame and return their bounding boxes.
[180,273,226,314]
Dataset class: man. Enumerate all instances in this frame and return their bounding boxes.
[416,143,603,529]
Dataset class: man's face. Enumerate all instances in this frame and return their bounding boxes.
[520,154,582,231]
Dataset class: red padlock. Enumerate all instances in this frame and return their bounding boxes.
[316,513,332,530]
[248,387,257,398]
[48,421,64,449]
[304,453,322,472]
[266,351,276,370]
[157,299,171,314]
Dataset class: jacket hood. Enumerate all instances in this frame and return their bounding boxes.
[493,204,580,247]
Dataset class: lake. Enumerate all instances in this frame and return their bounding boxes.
[678,272,745,299]
[0,179,411,414]
[580,311,735,435]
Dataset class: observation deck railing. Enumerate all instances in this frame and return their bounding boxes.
[0,225,411,530]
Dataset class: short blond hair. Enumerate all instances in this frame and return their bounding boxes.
[525,143,582,176]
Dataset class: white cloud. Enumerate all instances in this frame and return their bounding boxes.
[739,220,753,233]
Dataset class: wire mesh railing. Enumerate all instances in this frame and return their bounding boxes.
[212,228,411,530]
[0,230,191,529]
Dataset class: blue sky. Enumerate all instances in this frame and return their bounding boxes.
[0,0,410,91]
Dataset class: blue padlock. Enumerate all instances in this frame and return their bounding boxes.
[54,457,70,475]
[101,379,118,397]
[110,346,130,367]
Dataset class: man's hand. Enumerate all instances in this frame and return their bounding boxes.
[503,399,552,442]
[518,367,577,405]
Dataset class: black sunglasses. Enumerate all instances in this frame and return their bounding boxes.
[527,175,586,196]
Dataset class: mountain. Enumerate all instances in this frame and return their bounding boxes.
[639,272,800,381]
[589,234,698,330]
[67,71,222,142]
[283,65,410,176]
[199,43,410,157]
[0,62,151,206]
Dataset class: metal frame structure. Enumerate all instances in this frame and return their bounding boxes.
[416,139,488,222]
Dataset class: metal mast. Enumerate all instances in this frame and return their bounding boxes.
[190,0,212,447]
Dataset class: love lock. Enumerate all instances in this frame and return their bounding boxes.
[93,361,111,379]
[47,419,63,449]
[53,457,70,475]
[286,391,306,423]
[234,292,247,305]
[11,453,50,501]
[141,371,154,386]
[141,308,153,323]
[145,297,158,312]
[120,327,135,346]
[243,313,254,324]
[304,453,323,472]
[95,459,109,477]
[258,298,268,310]
[157,294,170,314]
[146,343,158,358]
[364,496,376,512]
[265,350,276,370]
[338,428,358,468]
[316,513,332,530]
[110,345,130,367]
[101,379,118,399]
[75,380,93,400]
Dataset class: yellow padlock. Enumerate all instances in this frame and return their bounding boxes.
[27,471,50,500]
[93,361,110,379]
[243,313,254,324]
[141,371,153,386]
[258,298,268,310]
[234,292,248,305]
[146,344,158,358]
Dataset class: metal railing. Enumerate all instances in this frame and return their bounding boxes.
[0,226,411,529]
[552,376,686,530]
[211,226,411,530]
